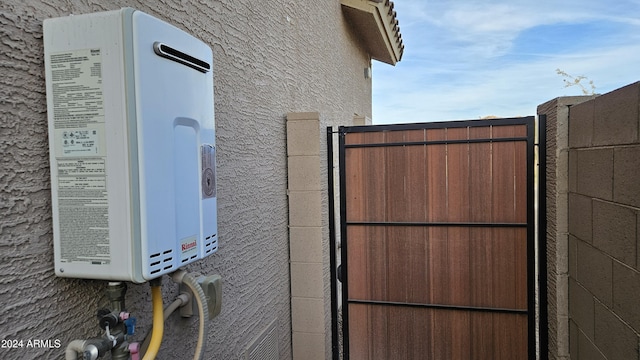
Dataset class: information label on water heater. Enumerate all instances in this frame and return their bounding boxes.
[49,48,104,127]
[49,48,110,265]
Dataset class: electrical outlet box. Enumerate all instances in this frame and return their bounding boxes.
[199,274,222,319]
[179,274,222,319]
[44,8,217,283]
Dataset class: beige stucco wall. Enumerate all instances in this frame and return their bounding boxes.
[0,1,372,359]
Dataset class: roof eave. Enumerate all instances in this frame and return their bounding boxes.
[341,0,404,65]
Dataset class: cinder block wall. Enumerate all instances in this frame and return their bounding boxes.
[566,82,640,359]
[538,96,595,360]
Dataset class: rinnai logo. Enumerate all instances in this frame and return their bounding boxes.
[180,235,198,261]
[182,240,197,252]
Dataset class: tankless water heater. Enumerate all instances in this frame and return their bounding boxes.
[44,8,217,283]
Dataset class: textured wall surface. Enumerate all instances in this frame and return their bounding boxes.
[537,95,594,360]
[0,1,371,359]
[565,82,640,360]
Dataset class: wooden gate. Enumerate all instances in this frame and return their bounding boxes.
[335,117,542,360]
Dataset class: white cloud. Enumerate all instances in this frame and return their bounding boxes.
[396,0,640,59]
[373,41,640,123]
[373,0,640,123]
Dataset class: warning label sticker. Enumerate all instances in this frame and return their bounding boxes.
[50,48,110,264]
[57,159,105,176]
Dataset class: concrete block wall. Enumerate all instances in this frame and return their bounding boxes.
[538,95,595,360]
[286,112,329,360]
[566,82,640,359]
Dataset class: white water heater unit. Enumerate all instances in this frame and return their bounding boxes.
[44,8,217,283]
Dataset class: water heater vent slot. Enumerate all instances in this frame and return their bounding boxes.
[205,234,217,254]
[153,42,211,73]
[149,248,174,273]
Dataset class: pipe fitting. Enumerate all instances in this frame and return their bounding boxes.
[65,340,87,360]
[171,268,187,284]
[106,282,127,313]
[83,344,100,360]
[84,335,119,359]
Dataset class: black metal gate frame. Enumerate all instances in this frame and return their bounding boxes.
[327,117,548,360]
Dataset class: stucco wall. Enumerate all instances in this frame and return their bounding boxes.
[0,1,372,359]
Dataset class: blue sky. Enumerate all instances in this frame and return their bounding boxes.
[372,0,640,123]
